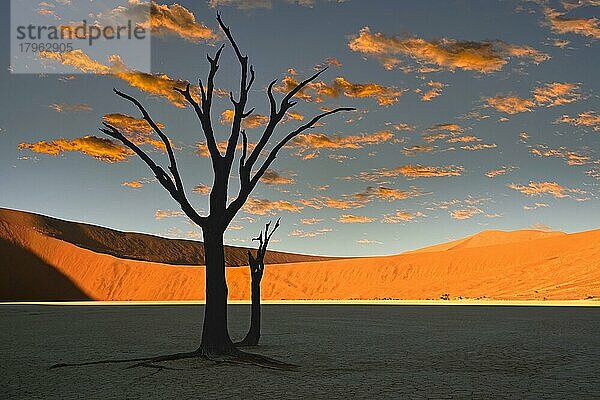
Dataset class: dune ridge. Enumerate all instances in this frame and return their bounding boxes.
[1,208,599,301]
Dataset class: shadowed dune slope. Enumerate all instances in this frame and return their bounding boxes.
[1,208,598,301]
[0,208,337,266]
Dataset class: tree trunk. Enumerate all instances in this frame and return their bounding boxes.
[239,278,261,346]
[199,228,237,356]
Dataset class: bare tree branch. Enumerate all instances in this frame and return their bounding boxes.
[100,123,207,226]
[224,107,354,224]
[249,107,355,189]
[113,89,186,194]
[217,12,254,164]
[244,68,329,173]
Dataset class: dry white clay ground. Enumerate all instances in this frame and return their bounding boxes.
[2,304,600,399]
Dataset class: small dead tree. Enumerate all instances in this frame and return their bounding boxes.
[237,218,280,347]
[99,12,354,357]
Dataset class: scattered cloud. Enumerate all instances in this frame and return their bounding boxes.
[556,111,600,131]
[192,183,211,195]
[529,144,595,166]
[369,164,464,179]
[147,2,218,42]
[300,218,323,225]
[401,145,434,156]
[382,210,425,223]
[355,186,424,202]
[49,103,93,113]
[39,50,195,107]
[275,75,404,105]
[532,82,581,106]
[356,238,383,245]
[209,0,336,9]
[450,207,483,220]
[289,228,332,238]
[243,198,303,215]
[300,196,364,210]
[18,136,133,163]
[155,209,185,220]
[523,202,549,210]
[337,214,373,223]
[220,109,270,129]
[419,81,445,101]
[102,113,167,151]
[528,222,555,232]
[485,94,535,114]
[260,169,295,185]
[289,129,395,158]
[485,82,580,114]
[508,181,583,198]
[485,166,516,178]
[122,181,144,188]
[544,8,600,39]
[348,27,548,73]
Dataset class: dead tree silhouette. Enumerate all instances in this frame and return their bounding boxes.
[98,12,354,360]
[237,218,280,347]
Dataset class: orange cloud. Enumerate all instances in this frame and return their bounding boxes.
[300,218,323,225]
[508,181,582,198]
[102,113,167,151]
[544,8,600,39]
[192,184,211,195]
[290,130,395,158]
[419,81,445,101]
[275,75,403,106]
[450,207,483,220]
[259,170,295,185]
[485,82,581,114]
[300,196,364,210]
[18,136,133,163]
[447,136,480,143]
[375,164,464,179]
[532,82,581,107]
[147,2,217,42]
[529,145,593,166]
[460,143,497,151]
[423,123,464,142]
[348,27,548,73]
[39,50,193,107]
[243,198,302,215]
[382,210,425,223]
[485,95,535,114]
[356,186,424,202]
[122,181,144,188]
[155,209,185,220]
[337,214,373,223]
[220,109,270,129]
[485,166,516,178]
[556,111,600,131]
[401,145,434,156]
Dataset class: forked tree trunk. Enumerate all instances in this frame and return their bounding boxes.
[199,229,237,356]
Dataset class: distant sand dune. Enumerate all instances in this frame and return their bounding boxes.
[1,208,599,301]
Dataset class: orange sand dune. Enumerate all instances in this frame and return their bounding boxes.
[1,208,599,301]
[405,230,566,254]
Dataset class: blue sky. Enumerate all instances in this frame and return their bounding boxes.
[0,0,598,256]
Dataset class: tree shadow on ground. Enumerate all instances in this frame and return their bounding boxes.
[50,348,299,371]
